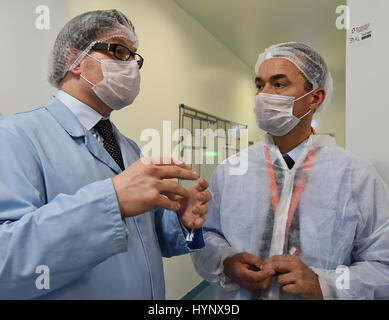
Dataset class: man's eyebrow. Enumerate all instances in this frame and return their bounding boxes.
[270,74,289,81]
[255,74,289,83]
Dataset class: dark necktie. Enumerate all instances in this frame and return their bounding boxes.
[283,154,295,169]
[94,119,125,171]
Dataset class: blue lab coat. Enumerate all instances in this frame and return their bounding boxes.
[0,96,203,299]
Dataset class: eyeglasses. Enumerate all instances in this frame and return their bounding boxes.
[91,43,144,69]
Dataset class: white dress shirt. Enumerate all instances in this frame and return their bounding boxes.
[56,89,111,144]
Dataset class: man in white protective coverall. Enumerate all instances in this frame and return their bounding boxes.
[191,42,389,300]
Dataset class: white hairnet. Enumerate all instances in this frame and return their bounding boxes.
[48,9,138,88]
[255,42,333,113]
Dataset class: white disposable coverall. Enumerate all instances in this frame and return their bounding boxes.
[191,134,389,299]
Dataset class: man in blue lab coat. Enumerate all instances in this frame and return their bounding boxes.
[0,9,210,299]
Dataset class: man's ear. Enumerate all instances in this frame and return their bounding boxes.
[309,88,326,112]
[64,48,81,76]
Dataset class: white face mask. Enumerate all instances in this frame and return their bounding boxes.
[81,54,141,110]
[253,90,314,136]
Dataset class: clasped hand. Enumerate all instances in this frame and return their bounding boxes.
[223,252,323,299]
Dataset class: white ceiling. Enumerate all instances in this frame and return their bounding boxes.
[173,0,346,76]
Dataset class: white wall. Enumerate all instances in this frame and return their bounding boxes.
[67,0,257,299]
[346,0,389,184]
[173,0,347,148]
[0,0,66,117]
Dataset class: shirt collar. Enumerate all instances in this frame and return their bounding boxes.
[55,90,109,130]
[283,138,308,162]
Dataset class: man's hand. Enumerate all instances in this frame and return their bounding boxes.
[260,255,323,300]
[112,157,199,218]
[223,252,274,292]
[176,178,212,229]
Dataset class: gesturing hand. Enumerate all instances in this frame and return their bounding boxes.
[112,157,199,218]
[223,252,274,292]
[260,254,323,300]
[176,178,212,229]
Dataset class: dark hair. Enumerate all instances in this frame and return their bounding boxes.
[304,78,314,92]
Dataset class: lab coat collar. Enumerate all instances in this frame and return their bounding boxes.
[45,96,122,174]
[45,96,86,138]
[55,90,106,130]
